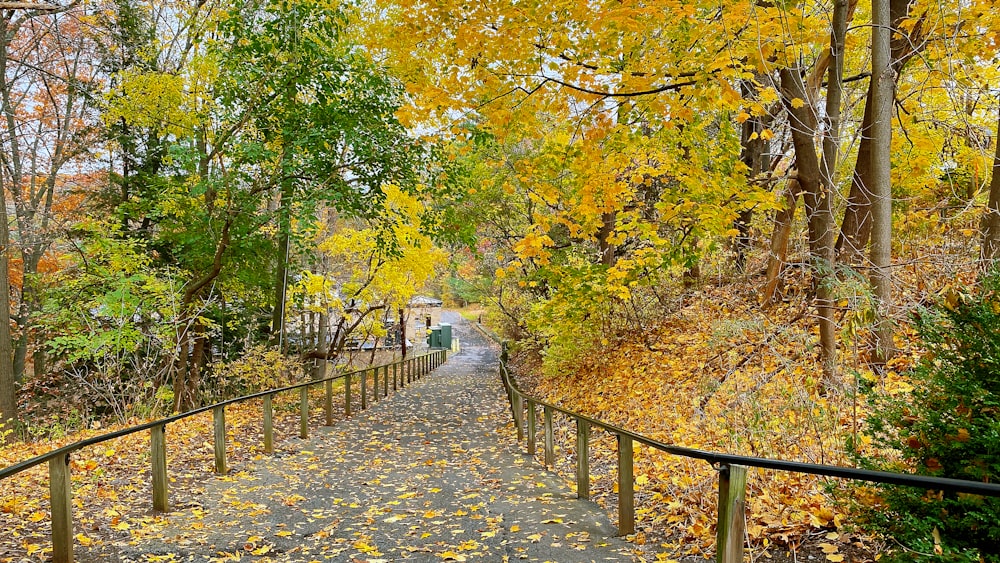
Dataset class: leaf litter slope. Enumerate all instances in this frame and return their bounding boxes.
[91,312,636,562]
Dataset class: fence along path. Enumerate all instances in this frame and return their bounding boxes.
[71,311,635,562]
[1,348,448,562]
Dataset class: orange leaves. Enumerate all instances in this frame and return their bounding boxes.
[520,281,866,554]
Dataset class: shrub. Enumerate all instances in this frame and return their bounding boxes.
[859,273,1000,562]
[203,345,301,401]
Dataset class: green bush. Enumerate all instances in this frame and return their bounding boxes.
[859,273,1000,562]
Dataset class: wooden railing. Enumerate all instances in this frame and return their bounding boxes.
[0,349,448,563]
[493,340,1000,563]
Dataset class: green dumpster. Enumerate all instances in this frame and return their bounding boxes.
[440,323,452,349]
[427,326,442,348]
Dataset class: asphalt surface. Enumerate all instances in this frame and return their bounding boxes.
[93,311,636,562]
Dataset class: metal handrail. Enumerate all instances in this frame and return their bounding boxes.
[0,348,448,562]
[492,336,1000,563]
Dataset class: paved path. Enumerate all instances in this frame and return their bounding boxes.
[100,312,636,562]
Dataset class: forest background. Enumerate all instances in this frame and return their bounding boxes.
[1,0,999,560]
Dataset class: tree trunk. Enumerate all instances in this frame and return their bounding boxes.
[399,308,407,358]
[870,0,895,367]
[0,168,16,441]
[271,178,292,348]
[837,0,925,261]
[313,311,328,380]
[171,327,190,412]
[780,68,838,384]
[734,80,767,273]
[188,321,206,407]
[815,0,849,384]
[980,105,1000,267]
[763,179,803,303]
[835,80,876,263]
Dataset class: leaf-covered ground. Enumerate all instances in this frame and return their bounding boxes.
[3,312,640,562]
[508,268,953,562]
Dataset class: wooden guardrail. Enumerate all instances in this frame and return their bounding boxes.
[491,338,1000,563]
[0,349,449,563]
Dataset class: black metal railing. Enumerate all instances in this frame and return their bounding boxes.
[0,349,449,563]
[490,337,1000,563]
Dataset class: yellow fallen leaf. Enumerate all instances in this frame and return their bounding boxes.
[826,555,844,562]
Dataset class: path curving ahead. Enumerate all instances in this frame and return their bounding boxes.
[98,312,636,562]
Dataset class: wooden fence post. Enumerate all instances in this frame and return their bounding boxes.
[324,380,333,426]
[526,400,536,455]
[361,370,368,410]
[543,406,554,468]
[263,394,274,454]
[214,406,227,474]
[299,386,309,439]
[345,374,353,416]
[576,418,590,500]
[514,394,524,441]
[383,365,389,397]
[716,464,748,563]
[49,453,73,563]
[393,362,398,391]
[151,424,168,512]
[617,434,634,535]
[373,368,379,402]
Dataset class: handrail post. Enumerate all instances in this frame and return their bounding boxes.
[407,359,411,384]
[299,386,309,439]
[393,362,398,391]
[543,405,554,468]
[514,394,524,441]
[617,434,634,535]
[576,418,590,499]
[345,373,352,417]
[383,365,389,397]
[361,370,368,410]
[717,464,748,563]
[214,406,227,474]
[263,394,274,453]
[373,368,379,402]
[151,424,169,511]
[324,379,333,426]
[49,452,73,563]
[526,400,536,455]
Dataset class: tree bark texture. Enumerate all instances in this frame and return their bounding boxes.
[816,0,850,383]
[763,179,803,303]
[980,106,1000,267]
[869,0,895,366]
[780,68,837,383]
[837,0,925,262]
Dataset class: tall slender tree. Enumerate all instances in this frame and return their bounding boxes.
[869,0,895,366]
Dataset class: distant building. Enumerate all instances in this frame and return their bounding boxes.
[406,295,442,349]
